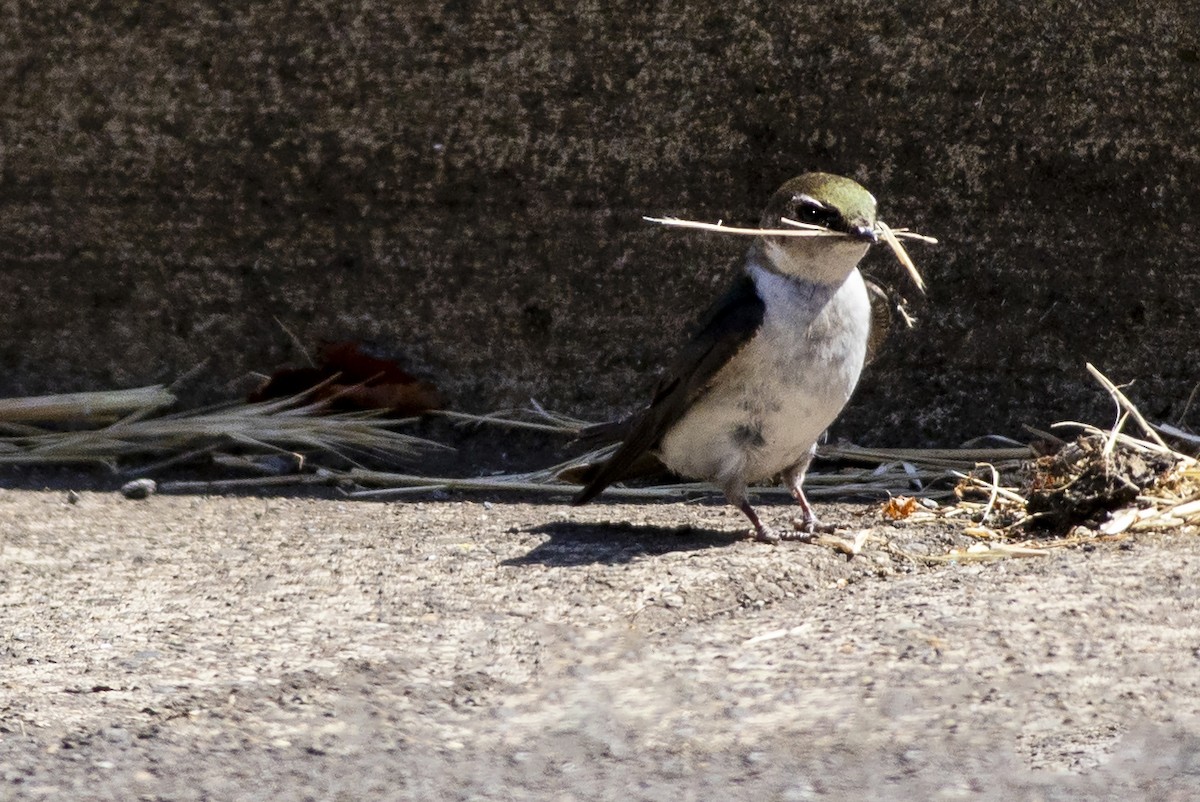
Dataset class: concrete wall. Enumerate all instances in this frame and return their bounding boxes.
[4,2,1198,444]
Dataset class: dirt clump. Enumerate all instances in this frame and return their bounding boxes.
[1024,436,1176,531]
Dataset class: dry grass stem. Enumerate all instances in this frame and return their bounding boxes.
[642,216,844,238]
[875,220,927,294]
[976,463,1002,524]
[0,390,442,469]
[0,386,176,424]
[1085,362,1172,450]
[643,215,936,296]
[1052,421,1194,462]
[433,408,588,436]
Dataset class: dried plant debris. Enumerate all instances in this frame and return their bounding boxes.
[0,386,176,427]
[0,385,442,473]
[1022,436,1177,530]
[250,341,441,416]
[947,434,1200,543]
[942,365,1200,546]
[1,363,1196,567]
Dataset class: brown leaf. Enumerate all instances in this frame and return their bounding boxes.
[250,341,441,415]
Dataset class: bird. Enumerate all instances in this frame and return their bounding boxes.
[569,172,882,542]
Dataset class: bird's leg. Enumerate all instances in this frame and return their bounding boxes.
[782,447,837,539]
[722,470,780,543]
[737,499,780,544]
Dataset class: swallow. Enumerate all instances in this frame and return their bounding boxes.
[570,173,883,542]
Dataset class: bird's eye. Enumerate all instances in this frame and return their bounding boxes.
[792,200,834,227]
[795,203,822,222]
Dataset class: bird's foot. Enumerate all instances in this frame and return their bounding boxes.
[747,520,835,544]
[750,526,782,544]
[738,500,785,544]
[785,516,838,541]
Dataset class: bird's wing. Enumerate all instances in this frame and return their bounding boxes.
[573,273,765,504]
[864,278,892,364]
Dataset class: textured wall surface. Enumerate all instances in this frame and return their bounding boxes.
[3,2,1198,444]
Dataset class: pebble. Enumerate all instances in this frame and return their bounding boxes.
[119,478,157,500]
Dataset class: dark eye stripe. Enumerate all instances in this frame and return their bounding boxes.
[792,200,842,228]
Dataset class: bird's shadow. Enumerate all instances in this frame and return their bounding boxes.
[503,520,745,567]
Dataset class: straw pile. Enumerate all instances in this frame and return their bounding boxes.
[869,365,1200,562]
[0,385,441,473]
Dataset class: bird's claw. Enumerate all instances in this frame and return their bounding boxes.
[746,517,837,544]
[789,517,838,538]
[751,527,781,544]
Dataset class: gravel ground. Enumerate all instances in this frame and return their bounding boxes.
[2,485,1200,800]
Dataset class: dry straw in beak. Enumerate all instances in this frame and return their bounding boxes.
[643,215,937,295]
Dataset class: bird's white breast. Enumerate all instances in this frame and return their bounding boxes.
[657,263,871,491]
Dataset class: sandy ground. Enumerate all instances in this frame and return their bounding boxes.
[2,483,1200,800]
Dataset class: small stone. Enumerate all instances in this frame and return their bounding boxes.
[101,726,131,745]
[120,479,157,500]
[66,489,80,504]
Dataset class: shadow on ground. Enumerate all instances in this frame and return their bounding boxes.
[505,520,744,566]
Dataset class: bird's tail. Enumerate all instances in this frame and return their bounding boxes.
[560,452,672,505]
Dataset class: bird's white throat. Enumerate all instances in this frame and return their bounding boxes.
[761,237,871,286]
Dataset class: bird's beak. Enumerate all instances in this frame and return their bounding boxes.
[850,225,879,244]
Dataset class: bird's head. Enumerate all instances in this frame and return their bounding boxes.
[757,172,878,284]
